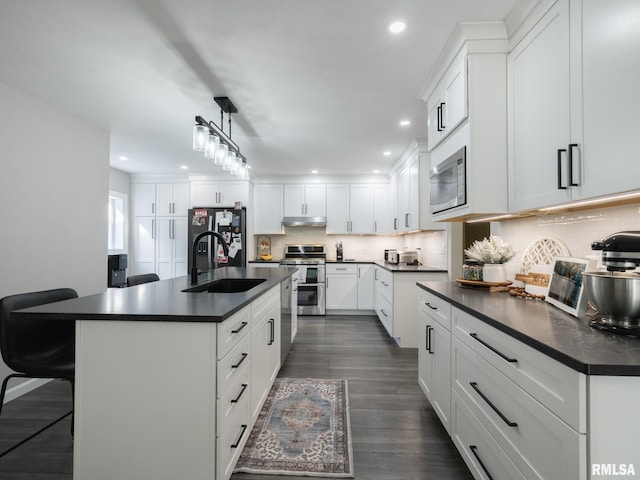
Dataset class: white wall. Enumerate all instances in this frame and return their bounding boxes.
[0,80,109,398]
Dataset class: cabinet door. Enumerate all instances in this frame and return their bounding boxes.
[133,183,156,217]
[418,312,434,400]
[431,320,451,433]
[283,185,305,217]
[349,185,374,234]
[304,184,326,217]
[173,217,188,278]
[373,184,391,234]
[407,159,420,231]
[218,181,249,207]
[326,185,349,234]
[132,217,156,274]
[395,166,410,232]
[326,274,357,309]
[155,184,174,216]
[155,218,173,280]
[357,264,375,310]
[254,184,284,234]
[427,92,445,151]
[578,0,640,200]
[190,182,219,206]
[443,54,467,135]
[171,183,190,214]
[508,0,572,211]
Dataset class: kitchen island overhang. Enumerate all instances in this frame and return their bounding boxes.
[12,266,297,480]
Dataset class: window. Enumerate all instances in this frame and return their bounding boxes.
[108,191,127,253]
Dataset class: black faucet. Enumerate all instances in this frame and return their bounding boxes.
[191,231,230,284]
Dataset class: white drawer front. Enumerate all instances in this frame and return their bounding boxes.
[251,285,280,323]
[452,306,586,432]
[217,305,251,360]
[376,292,393,336]
[218,335,251,395]
[217,393,250,480]
[327,264,358,275]
[377,271,393,303]
[418,289,451,330]
[217,364,250,434]
[453,337,586,480]
[452,390,526,480]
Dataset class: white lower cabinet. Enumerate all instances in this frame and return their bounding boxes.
[418,290,589,480]
[326,263,375,312]
[356,264,375,310]
[418,289,451,434]
[74,287,283,480]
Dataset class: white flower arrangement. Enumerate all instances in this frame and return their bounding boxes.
[464,235,515,264]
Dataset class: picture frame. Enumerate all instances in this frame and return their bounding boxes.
[545,256,595,317]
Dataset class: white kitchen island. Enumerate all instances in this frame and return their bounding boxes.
[13,267,295,480]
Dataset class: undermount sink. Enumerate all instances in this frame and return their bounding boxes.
[182,278,267,293]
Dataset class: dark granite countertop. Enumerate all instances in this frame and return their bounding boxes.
[417,281,640,376]
[374,261,448,273]
[13,267,297,323]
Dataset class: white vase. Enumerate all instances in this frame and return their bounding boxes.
[483,263,506,283]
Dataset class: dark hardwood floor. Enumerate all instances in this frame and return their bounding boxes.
[0,314,472,480]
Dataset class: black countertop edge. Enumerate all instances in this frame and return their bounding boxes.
[417,281,640,376]
[248,260,282,264]
[13,267,297,323]
[374,261,448,273]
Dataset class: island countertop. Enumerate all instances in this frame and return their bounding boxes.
[417,281,640,376]
[13,266,297,323]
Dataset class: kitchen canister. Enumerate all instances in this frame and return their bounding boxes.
[483,263,507,283]
[463,259,483,281]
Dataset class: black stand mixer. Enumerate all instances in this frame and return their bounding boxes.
[585,231,640,336]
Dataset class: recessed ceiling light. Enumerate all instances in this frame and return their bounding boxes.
[373,169,380,174]
[399,119,411,127]
[389,20,406,34]
[180,165,188,170]
[119,156,128,161]
[383,151,392,156]
[311,170,318,174]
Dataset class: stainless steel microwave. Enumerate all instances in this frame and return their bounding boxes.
[429,146,467,214]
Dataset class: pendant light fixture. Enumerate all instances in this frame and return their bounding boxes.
[192,96,249,178]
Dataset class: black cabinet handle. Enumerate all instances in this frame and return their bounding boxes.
[427,326,434,354]
[425,302,437,310]
[231,424,248,449]
[231,321,248,334]
[470,446,494,480]
[268,319,275,345]
[469,333,517,363]
[231,383,248,404]
[557,148,567,189]
[470,382,518,427]
[568,143,579,186]
[425,324,430,352]
[231,352,248,369]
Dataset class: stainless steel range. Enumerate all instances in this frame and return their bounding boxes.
[280,244,326,315]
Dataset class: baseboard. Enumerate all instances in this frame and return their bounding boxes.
[2,378,51,404]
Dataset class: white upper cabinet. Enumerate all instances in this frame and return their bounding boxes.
[253,184,284,234]
[190,180,249,208]
[420,22,509,221]
[283,184,326,217]
[373,184,392,234]
[426,51,468,151]
[508,0,640,211]
[326,184,350,234]
[508,0,572,211]
[155,183,190,216]
[133,183,157,217]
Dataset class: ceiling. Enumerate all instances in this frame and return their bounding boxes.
[0,0,517,178]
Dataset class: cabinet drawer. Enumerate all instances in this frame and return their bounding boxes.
[418,289,451,330]
[217,392,250,480]
[376,269,393,303]
[217,364,250,434]
[453,337,586,480]
[452,390,526,480]
[218,305,251,360]
[376,292,393,336]
[452,306,586,432]
[327,264,358,275]
[218,335,250,395]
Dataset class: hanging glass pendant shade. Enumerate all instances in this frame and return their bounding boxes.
[192,124,208,151]
[223,149,236,171]
[216,142,228,166]
[204,133,219,159]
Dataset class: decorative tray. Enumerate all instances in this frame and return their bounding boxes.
[456,278,513,288]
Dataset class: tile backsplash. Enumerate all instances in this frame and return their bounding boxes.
[494,203,640,277]
[254,227,449,268]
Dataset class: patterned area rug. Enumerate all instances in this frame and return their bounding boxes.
[234,378,354,477]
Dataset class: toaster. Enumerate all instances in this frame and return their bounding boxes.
[387,251,400,264]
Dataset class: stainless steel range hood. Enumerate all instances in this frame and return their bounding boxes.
[281,216,327,227]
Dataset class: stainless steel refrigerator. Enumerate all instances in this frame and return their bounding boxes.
[188,207,247,272]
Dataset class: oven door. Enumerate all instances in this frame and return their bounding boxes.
[297,283,325,315]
